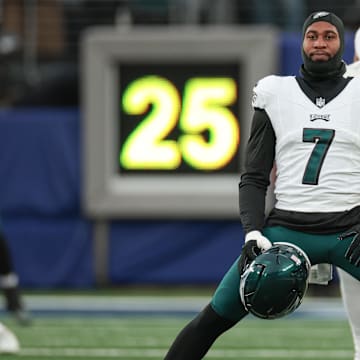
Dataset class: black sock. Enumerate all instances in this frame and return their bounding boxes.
[164,303,237,360]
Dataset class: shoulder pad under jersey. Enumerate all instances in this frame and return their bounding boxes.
[344,61,360,77]
[252,75,285,110]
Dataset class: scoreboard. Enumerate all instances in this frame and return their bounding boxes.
[82,26,278,218]
[118,63,240,174]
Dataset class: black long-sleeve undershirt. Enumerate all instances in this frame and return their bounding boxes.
[238,108,275,233]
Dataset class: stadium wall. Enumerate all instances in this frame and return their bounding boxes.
[2,32,355,288]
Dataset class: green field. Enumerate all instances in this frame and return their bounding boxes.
[4,317,354,360]
[0,293,354,359]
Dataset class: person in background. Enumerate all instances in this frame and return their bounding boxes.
[0,230,31,326]
[337,25,360,360]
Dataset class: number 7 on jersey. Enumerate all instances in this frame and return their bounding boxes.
[302,128,335,185]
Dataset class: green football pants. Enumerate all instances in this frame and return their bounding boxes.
[210,225,360,322]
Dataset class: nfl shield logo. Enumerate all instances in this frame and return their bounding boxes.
[315,97,326,108]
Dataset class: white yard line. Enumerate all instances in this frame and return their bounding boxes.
[19,347,353,358]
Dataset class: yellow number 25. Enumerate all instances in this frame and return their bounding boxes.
[120,75,239,171]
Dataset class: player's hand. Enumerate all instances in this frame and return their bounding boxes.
[339,225,360,267]
[238,231,272,274]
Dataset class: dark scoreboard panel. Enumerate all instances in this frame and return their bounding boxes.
[82,26,278,218]
[118,63,240,174]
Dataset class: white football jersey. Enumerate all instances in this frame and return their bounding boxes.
[252,75,360,212]
[345,60,360,77]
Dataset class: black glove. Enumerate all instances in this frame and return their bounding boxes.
[237,240,261,275]
[339,225,360,267]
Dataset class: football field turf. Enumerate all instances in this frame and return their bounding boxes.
[0,293,354,360]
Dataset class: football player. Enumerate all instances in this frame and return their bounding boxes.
[336,26,360,360]
[164,11,360,360]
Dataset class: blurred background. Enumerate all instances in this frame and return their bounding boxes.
[0,0,359,298]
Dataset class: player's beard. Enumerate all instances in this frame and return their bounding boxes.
[301,48,344,77]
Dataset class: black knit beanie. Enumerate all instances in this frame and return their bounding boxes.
[301,11,345,75]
